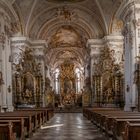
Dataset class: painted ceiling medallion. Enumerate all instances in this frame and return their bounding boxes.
[49,26,83,48]
[46,0,85,3]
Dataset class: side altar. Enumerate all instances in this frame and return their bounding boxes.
[12,48,43,108]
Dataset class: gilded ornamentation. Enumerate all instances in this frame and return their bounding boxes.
[60,61,76,105]
[56,7,77,21]
[60,61,75,79]
[93,46,124,106]
[13,48,43,107]
[10,22,21,34]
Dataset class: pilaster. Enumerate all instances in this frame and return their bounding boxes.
[121,0,139,111]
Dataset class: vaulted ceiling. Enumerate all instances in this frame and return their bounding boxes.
[11,0,123,40]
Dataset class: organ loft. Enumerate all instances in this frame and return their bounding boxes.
[0,0,140,140]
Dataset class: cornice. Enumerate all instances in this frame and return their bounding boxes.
[10,36,48,48]
[87,35,124,47]
[86,39,104,47]
[104,35,124,43]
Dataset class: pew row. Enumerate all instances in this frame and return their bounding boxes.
[83,108,140,140]
[0,108,54,140]
[123,122,140,140]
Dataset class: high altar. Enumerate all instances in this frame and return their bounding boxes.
[60,61,77,106]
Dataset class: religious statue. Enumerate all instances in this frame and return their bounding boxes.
[23,89,32,104]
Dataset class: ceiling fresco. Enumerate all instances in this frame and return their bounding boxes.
[49,25,85,48]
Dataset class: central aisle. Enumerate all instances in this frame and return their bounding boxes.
[31,113,107,140]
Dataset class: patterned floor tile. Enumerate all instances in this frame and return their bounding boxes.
[30,113,108,140]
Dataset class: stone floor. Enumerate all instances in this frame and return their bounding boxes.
[30,113,108,140]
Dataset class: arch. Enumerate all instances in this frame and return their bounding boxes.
[0,1,22,34]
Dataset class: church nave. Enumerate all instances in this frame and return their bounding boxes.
[1,0,140,139]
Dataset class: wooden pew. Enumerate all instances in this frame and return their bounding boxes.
[15,110,42,130]
[0,117,25,140]
[122,122,140,140]
[92,111,140,137]
[16,108,54,124]
[0,122,16,140]
[0,116,29,140]
[90,110,122,129]
[112,118,140,140]
[0,112,36,137]
[83,108,120,122]
[0,108,54,139]
[105,114,140,138]
[83,108,140,140]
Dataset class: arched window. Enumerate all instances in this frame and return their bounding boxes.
[55,68,60,94]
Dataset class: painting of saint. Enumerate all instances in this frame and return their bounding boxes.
[24,73,34,90]
[63,77,73,94]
